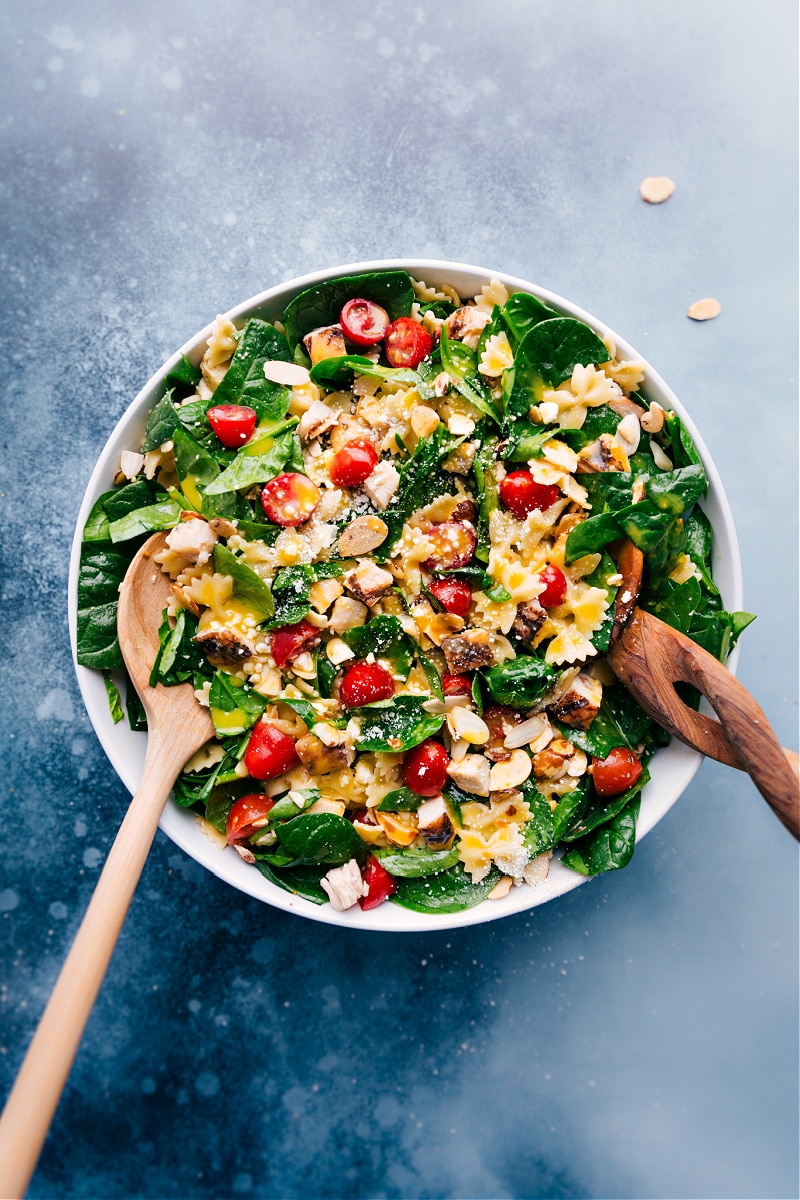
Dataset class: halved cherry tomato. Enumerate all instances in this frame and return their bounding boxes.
[339,661,395,708]
[592,747,643,798]
[244,721,299,781]
[359,854,397,910]
[226,794,275,844]
[271,618,321,669]
[207,404,258,448]
[427,577,472,617]
[442,672,473,697]
[384,317,433,368]
[340,298,391,346]
[423,522,477,571]
[537,564,567,607]
[499,470,560,519]
[402,739,450,797]
[330,438,378,488]
[261,472,321,526]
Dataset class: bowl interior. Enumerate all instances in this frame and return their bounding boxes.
[68,259,743,931]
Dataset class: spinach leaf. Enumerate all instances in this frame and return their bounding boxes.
[172,427,232,516]
[212,543,274,622]
[83,490,116,542]
[77,545,131,608]
[210,319,293,421]
[354,695,445,752]
[149,608,210,687]
[683,509,718,595]
[503,422,556,463]
[507,318,609,415]
[309,355,421,391]
[343,615,416,679]
[125,673,147,731]
[390,863,502,913]
[236,518,282,544]
[103,672,124,724]
[439,326,500,422]
[140,391,181,453]
[564,512,623,563]
[101,478,161,523]
[316,650,338,698]
[275,812,368,867]
[108,498,183,543]
[561,797,641,875]
[202,429,295,496]
[519,783,556,856]
[279,697,320,729]
[374,844,460,877]
[646,576,704,636]
[501,292,560,348]
[381,425,458,552]
[254,861,328,905]
[618,501,685,576]
[663,411,702,470]
[552,785,590,843]
[265,561,345,629]
[484,655,558,708]
[562,769,649,842]
[584,551,619,654]
[76,601,123,669]
[204,777,258,834]
[472,440,500,562]
[556,686,654,758]
[209,671,266,736]
[282,270,414,350]
[377,787,424,812]
[164,354,202,397]
[645,464,707,514]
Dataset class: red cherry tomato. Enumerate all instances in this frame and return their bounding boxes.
[225,794,275,844]
[592,747,643,798]
[384,317,433,368]
[244,721,300,781]
[402,739,450,797]
[340,298,391,346]
[330,438,379,488]
[442,672,473,697]
[423,522,477,571]
[537,564,567,607]
[339,661,396,708]
[261,472,321,526]
[271,618,321,669]
[499,470,560,519]
[359,854,397,910]
[207,404,258,449]
[427,577,473,617]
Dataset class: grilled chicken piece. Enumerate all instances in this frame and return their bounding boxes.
[328,596,369,633]
[416,795,455,848]
[363,460,400,510]
[345,562,394,608]
[512,599,547,647]
[194,628,252,666]
[297,400,339,442]
[549,672,603,731]
[295,734,349,775]
[303,324,347,365]
[441,628,494,674]
[446,753,491,797]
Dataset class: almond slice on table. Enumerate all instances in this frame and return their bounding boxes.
[640,176,676,204]
[687,298,722,321]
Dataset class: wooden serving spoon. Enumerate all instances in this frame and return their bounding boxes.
[607,539,799,839]
[0,533,213,1199]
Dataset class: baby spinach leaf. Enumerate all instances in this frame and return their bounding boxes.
[316,651,337,699]
[210,319,292,421]
[279,697,319,729]
[254,861,327,904]
[419,650,444,700]
[645,577,704,636]
[172,737,246,808]
[562,769,649,842]
[275,812,368,867]
[82,490,117,542]
[103,672,124,724]
[343,615,416,679]
[377,787,425,812]
[310,355,421,391]
[663,411,702,469]
[472,440,500,562]
[374,844,460,877]
[125,673,147,731]
[501,292,560,348]
[564,513,623,563]
[646,464,707,514]
[202,429,295,496]
[507,318,608,415]
[381,425,458,552]
[76,602,124,669]
[164,354,202,397]
[439,326,500,422]
[484,655,557,708]
[212,543,274,622]
[108,499,183,543]
[561,797,640,875]
[585,551,619,654]
[264,561,344,628]
[503,422,556,463]
[618,502,685,576]
[77,545,131,607]
[390,863,501,913]
[204,777,257,834]
[282,269,414,350]
[140,391,181,453]
[552,784,590,843]
[354,695,444,752]
[683,509,718,595]
[209,671,266,736]
[149,608,210,687]
[520,783,556,856]
[101,478,161,524]
[556,686,654,758]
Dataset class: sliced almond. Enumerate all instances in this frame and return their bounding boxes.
[446,705,490,745]
[615,413,641,456]
[488,749,532,791]
[503,713,553,752]
[374,810,418,846]
[263,360,311,386]
[687,297,721,321]
[487,876,514,901]
[640,175,676,204]
[337,514,389,557]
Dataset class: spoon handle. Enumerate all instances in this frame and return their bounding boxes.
[609,608,799,839]
[0,731,191,1199]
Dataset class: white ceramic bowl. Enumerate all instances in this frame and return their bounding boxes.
[68,259,743,931]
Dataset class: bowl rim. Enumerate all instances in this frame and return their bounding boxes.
[68,258,743,932]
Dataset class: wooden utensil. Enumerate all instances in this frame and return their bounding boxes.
[0,533,213,1198]
[607,540,799,838]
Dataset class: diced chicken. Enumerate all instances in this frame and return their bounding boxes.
[328,596,369,633]
[338,515,388,557]
[549,672,603,731]
[309,577,344,613]
[363,460,400,510]
[165,517,218,564]
[303,324,347,365]
[446,753,491,797]
[194,628,252,666]
[295,733,349,775]
[444,306,491,344]
[417,795,455,848]
[512,599,547,647]
[297,400,340,442]
[344,562,394,608]
[441,628,495,674]
[320,858,368,911]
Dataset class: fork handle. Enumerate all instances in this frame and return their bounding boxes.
[609,608,799,839]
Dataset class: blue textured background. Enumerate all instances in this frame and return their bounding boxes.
[1,2,797,1197]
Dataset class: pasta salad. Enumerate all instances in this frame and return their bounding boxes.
[76,269,752,915]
